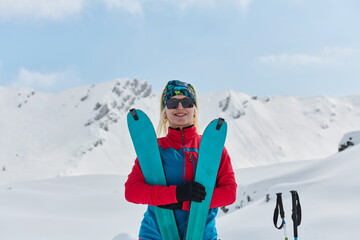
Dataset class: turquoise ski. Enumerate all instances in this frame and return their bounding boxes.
[127,109,181,240]
[185,118,227,240]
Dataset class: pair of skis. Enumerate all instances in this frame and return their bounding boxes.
[273,191,302,240]
[127,109,227,240]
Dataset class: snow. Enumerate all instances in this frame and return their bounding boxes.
[0,175,144,240]
[218,145,360,239]
[338,130,360,151]
[2,79,360,184]
[1,79,360,239]
[1,146,359,239]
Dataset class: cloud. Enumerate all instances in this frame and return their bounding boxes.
[163,0,253,12]
[232,0,253,13]
[11,68,77,92]
[0,0,253,20]
[258,47,358,66]
[99,0,143,14]
[163,0,216,10]
[0,0,84,20]
[0,0,144,20]
[323,46,357,58]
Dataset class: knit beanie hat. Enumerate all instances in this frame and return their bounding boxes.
[161,80,196,109]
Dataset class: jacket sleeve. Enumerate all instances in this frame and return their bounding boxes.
[210,147,237,208]
[124,158,178,206]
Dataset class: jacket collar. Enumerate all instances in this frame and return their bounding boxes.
[167,125,199,144]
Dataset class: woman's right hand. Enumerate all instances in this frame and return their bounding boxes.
[176,181,206,202]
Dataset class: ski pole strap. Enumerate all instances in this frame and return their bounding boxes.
[273,192,285,229]
[290,190,302,239]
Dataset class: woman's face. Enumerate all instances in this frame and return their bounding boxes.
[165,95,195,129]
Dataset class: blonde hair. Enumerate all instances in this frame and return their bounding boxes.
[156,88,200,137]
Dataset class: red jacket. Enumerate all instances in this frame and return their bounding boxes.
[125,125,237,211]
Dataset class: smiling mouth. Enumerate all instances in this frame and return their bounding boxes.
[175,113,187,117]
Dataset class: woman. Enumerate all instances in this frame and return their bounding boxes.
[125,80,237,240]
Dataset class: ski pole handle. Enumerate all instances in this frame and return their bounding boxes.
[290,190,302,240]
[273,193,285,229]
[273,192,289,240]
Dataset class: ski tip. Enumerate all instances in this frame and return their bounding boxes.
[216,118,225,130]
[129,108,139,121]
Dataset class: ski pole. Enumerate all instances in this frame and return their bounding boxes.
[290,190,302,240]
[273,192,289,240]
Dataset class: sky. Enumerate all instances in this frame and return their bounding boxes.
[1,0,360,97]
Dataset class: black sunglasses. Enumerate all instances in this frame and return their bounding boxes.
[166,98,195,109]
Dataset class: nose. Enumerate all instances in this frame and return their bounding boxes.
[177,102,184,109]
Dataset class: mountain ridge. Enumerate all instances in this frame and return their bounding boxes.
[1,78,360,184]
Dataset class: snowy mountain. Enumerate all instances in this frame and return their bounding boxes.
[338,130,360,151]
[1,141,359,239]
[1,78,360,239]
[218,143,360,240]
[1,78,360,184]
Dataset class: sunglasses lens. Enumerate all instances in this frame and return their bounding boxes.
[166,98,194,109]
[166,100,179,109]
[181,98,194,108]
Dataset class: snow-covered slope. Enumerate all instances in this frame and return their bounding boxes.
[217,143,360,240]
[1,78,360,184]
[0,79,154,184]
[1,143,359,239]
[206,90,360,167]
[338,130,360,151]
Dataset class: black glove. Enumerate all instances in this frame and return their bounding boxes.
[176,181,206,202]
[158,202,183,210]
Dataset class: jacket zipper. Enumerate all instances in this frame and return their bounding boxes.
[181,130,186,182]
[190,153,196,176]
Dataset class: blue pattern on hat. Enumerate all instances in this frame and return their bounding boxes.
[162,80,196,109]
